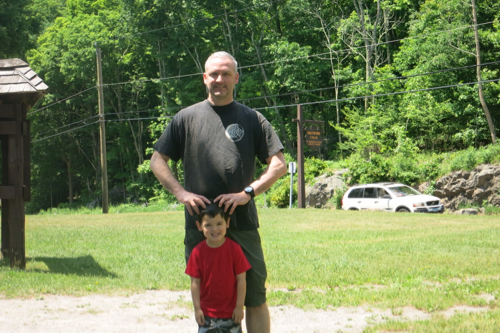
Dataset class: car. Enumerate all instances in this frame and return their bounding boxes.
[341,182,445,213]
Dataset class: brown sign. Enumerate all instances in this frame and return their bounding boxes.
[305,127,323,149]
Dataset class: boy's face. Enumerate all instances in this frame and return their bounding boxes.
[197,213,230,247]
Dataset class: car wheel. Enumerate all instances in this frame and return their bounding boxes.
[397,207,410,213]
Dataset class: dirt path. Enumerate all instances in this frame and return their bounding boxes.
[0,290,488,332]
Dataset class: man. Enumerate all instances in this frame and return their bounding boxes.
[150,51,287,333]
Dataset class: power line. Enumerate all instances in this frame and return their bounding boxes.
[239,60,500,104]
[252,78,500,111]
[31,121,99,143]
[28,87,96,115]
[237,21,495,69]
[31,77,500,143]
[26,56,498,124]
[104,116,173,122]
[28,20,495,115]
[34,106,178,137]
[36,115,100,136]
[99,21,495,89]
[103,106,182,117]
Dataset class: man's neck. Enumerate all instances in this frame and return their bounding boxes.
[207,96,234,106]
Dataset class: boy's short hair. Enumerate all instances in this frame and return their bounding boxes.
[197,203,230,223]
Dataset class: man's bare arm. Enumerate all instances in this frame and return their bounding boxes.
[253,151,288,195]
[150,151,210,215]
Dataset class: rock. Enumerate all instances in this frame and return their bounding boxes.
[455,208,479,215]
[432,164,500,212]
[305,169,347,208]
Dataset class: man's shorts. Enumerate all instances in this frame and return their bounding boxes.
[185,228,267,307]
[198,317,241,333]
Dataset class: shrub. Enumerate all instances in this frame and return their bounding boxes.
[267,176,296,208]
[332,184,347,209]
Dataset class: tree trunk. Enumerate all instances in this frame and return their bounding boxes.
[64,156,73,204]
[471,0,496,144]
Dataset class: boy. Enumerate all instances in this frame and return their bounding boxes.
[185,203,251,333]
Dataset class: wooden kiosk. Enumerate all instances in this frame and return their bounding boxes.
[0,59,48,269]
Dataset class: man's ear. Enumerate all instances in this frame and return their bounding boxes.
[196,221,203,232]
[226,217,230,228]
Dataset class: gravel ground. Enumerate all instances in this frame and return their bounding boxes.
[0,290,489,333]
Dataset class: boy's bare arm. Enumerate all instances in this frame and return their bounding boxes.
[232,272,247,324]
[190,277,205,326]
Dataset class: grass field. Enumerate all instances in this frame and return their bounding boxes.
[1,209,499,331]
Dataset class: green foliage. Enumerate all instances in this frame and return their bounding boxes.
[0,0,37,58]
[268,176,296,208]
[446,144,500,174]
[304,157,330,182]
[332,184,347,209]
[265,156,335,208]
[16,0,500,213]
[483,201,500,216]
[36,198,183,215]
[449,147,478,172]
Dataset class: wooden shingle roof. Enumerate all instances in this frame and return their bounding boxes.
[0,58,48,95]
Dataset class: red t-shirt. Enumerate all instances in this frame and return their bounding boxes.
[185,238,251,318]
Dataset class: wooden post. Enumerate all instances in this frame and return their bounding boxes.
[23,120,31,201]
[296,105,305,208]
[292,106,325,209]
[1,135,8,259]
[95,43,109,214]
[7,104,26,268]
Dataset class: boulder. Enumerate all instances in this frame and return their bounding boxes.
[305,169,347,208]
[432,164,500,211]
[455,208,479,215]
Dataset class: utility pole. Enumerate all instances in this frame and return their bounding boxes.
[471,0,496,144]
[95,42,109,213]
[295,105,305,208]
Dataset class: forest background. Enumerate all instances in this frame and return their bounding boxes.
[1,0,500,213]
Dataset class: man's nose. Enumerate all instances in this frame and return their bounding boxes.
[215,75,223,82]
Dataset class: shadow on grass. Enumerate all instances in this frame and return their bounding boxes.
[27,255,118,278]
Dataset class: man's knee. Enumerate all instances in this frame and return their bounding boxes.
[246,302,269,314]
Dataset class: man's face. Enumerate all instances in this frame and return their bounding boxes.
[203,56,239,106]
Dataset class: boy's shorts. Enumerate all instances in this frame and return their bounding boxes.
[185,228,267,307]
[198,317,241,333]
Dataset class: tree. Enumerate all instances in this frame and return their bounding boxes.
[0,0,34,58]
[394,0,499,149]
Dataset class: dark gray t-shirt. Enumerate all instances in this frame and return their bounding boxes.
[153,100,284,230]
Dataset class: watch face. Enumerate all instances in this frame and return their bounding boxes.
[245,186,254,198]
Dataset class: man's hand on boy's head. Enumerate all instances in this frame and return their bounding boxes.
[177,190,210,215]
[214,191,251,215]
[232,306,244,324]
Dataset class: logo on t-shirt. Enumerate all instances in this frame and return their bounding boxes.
[225,124,244,142]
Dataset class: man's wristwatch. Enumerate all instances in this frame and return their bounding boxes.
[244,186,255,199]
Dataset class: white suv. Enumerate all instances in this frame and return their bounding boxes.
[341,182,444,213]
